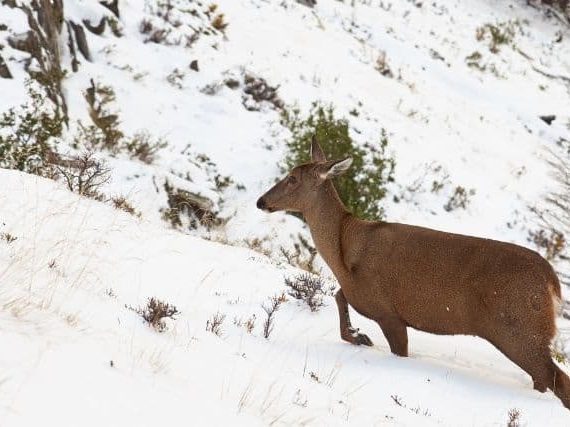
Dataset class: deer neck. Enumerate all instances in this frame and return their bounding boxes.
[303,181,351,277]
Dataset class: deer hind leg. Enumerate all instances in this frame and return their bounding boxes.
[377,315,408,357]
[523,355,570,409]
[492,339,570,409]
[335,289,373,346]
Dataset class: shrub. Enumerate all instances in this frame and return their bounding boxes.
[284,273,330,312]
[281,103,395,220]
[507,408,521,427]
[127,297,180,333]
[211,13,228,32]
[375,51,393,77]
[124,131,167,164]
[233,314,256,334]
[528,228,565,261]
[55,152,110,200]
[262,292,287,339]
[443,186,475,212]
[533,148,570,275]
[84,80,124,151]
[0,232,17,244]
[206,312,226,336]
[279,234,317,273]
[111,196,142,217]
[0,80,64,177]
[476,21,518,54]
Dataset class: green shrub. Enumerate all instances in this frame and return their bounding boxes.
[0,81,64,176]
[281,103,395,220]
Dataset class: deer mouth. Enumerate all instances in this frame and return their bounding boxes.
[256,197,275,212]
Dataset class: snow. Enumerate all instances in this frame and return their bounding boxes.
[1,0,570,425]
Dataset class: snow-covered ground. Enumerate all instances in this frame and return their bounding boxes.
[1,0,570,425]
[1,169,569,426]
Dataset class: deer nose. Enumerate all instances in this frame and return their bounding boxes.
[256,197,266,210]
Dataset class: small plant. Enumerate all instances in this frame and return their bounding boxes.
[279,234,318,273]
[466,51,485,70]
[107,16,123,37]
[0,232,17,244]
[242,73,284,112]
[166,68,185,89]
[262,292,287,339]
[206,312,226,336]
[124,131,167,164]
[234,314,256,334]
[127,297,180,332]
[391,394,404,407]
[375,51,393,77]
[56,152,110,200]
[444,186,475,212]
[84,80,123,151]
[507,408,521,427]
[211,13,228,32]
[476,21,518,54]
[281,103,395,220]
[550,337,568,365]
[284,273,329,312]
[111,196,142,217]
[528,228,566,261]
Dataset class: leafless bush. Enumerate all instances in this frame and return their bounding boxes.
[242,73,284,111]
[166,68,185,89]
[262,292,287,339]
[285,273,332,312]
[234,314,256,334]
[124,131,167,164]
[375,51,393,77]
[533,149,570,278]
[127,297,180,332]
[279,234,317,273]
[206,312,226,336]
[0,232,17,244]
[56,152,110,200]
[444,186,476,212]
[111,196,141,217]
[528,228,565,261]
[507,408,521,427]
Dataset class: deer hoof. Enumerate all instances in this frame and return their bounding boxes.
[344,328,373,346]
[354,333,373,346]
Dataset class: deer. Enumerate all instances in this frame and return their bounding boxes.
[256,136,570,409]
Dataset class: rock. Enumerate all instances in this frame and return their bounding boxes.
[296,0,317,7]
[0,55,12,79]
[190,59,199,72]
[540,115,556,125]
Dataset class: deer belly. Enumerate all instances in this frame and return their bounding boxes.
[394,289,477,336]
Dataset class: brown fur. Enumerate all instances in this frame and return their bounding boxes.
[256,138,570,409]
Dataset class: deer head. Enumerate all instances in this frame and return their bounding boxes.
[256,136,352,214]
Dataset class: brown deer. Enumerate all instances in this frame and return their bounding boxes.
[256,137,570,409]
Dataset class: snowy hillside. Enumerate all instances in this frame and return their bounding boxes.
[1,169,569,426]
[1,0,570,425]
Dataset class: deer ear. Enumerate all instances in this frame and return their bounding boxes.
[317,157,353,180]
[310,135,326,162]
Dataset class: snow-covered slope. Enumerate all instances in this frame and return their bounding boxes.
[1,0,570,425]
[1,169,569,426]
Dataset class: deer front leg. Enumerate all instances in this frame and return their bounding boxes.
[335,289,373,346]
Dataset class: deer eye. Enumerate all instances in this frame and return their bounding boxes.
[287,175,297,185]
